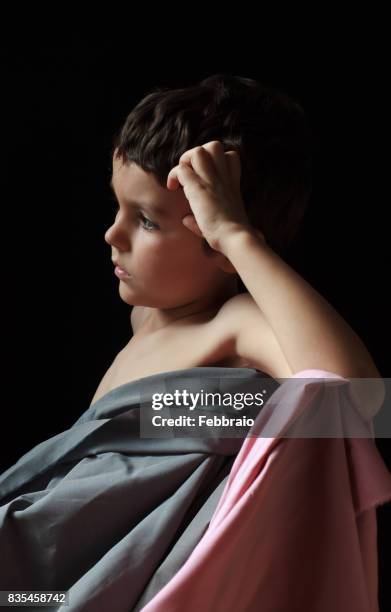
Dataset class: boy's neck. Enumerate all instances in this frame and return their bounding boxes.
[134,277,240,336]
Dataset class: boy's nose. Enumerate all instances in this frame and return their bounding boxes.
[104,224,114,245]
[104,223,130,250]
[104,225,113,244]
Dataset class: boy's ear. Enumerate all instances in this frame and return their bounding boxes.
[202,238,237,274]
[216,254,238,274]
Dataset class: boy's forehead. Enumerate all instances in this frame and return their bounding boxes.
[111,156,191,218]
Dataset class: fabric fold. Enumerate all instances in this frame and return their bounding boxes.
[137,369,391,612]
[0,367,390,612]
[0,367,271,610]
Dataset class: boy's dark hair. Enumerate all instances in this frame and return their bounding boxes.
[111,73,313,291]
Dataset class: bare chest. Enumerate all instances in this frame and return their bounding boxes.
[88,318,248,407]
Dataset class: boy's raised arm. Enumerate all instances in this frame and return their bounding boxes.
[167,140,382,387]
[219,226,383,383]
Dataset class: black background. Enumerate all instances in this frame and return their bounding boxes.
[3,42,390,608]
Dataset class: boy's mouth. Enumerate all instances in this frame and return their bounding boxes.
[114,266,132,279]
[112,260,132,278]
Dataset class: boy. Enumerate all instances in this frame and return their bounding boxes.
[89,74,383,408]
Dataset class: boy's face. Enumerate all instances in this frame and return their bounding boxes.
[104,153,235,309]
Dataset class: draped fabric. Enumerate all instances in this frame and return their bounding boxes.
[1,366,390,612]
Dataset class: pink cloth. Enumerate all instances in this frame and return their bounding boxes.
[140,369,391,612]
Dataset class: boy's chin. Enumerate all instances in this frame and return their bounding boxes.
[118,280,136,299]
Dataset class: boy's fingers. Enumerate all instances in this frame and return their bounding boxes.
[178,141,227,181]
[167,141,228,189]
[167,162,188,189]
[167,163,185,189]
[167,162,199,190]
[167,169,179,189]
[201,141,229,178]
[167,163,202,195]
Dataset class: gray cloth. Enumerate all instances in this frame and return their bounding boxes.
[0,366,276,611]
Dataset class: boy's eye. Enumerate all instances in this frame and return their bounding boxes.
[110,195,158,230]
[138,213,158,231]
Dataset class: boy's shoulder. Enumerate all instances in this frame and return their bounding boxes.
[214,291,263,331]
[213,291,267,343]
[214,291,293,379]
[130,293,292,377]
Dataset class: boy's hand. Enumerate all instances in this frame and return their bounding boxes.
[166,140,264,252]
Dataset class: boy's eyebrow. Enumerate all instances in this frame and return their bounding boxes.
[109,177,171,218]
